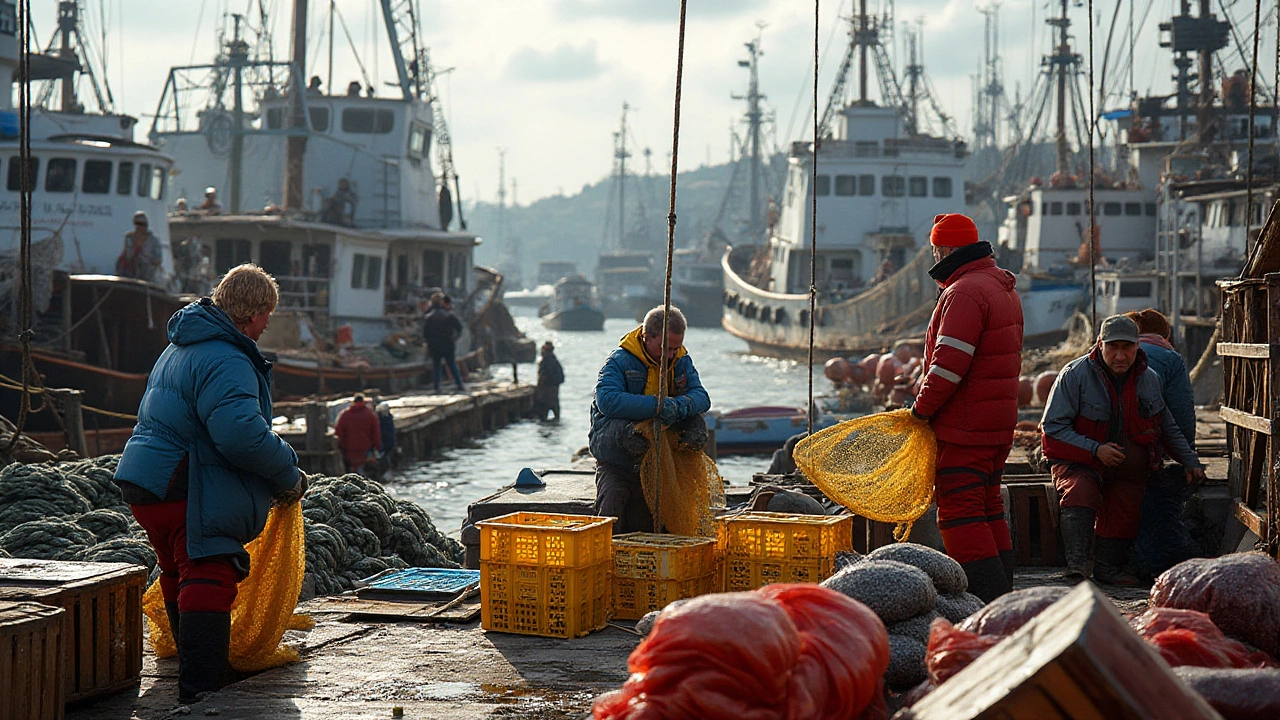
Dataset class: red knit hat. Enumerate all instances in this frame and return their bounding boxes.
[929,213,979,247]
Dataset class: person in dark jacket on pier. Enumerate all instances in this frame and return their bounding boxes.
[534,341,565,421]
[334,394,382,474]
[376,402,396,459]
[114,264,303,703]
[589,306,711,534]
[423,292,465,393]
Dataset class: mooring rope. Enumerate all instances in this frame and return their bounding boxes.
[1087,0,1097,331]
[653,0,689,534]
[807,0,820,437]
[6,0,36,454]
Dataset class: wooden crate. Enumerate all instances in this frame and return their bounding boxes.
[897,583,1218,719]
[0,559,146,703]
[1006,480,1063,566]
[0,601,65,720]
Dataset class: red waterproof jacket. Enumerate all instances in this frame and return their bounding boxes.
[914,256,1024,445]
[334,400,382,468]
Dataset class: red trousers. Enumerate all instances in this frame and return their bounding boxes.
[130,500,240,613]
[935,441,1013,564]
[1051,462,1147,540]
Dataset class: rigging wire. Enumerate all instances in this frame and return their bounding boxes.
[653,0,689,534]
[807,0,818,437]
[6,0,34,453]
[1245,0,1262,264]
[1087,0,1097,331]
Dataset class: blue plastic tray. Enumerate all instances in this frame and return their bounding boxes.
[358,567,481,597]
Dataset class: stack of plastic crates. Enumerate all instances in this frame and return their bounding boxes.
[611,533,719,620]
[478,511,614,638]
[716,511,853,591]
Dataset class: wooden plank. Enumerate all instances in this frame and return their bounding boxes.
[1235,499,1267,538]
[1267,271,1280,554]
[1220,405,1272,434]
[1216,342,1272,358]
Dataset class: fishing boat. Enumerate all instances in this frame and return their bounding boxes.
[722,6,965,359]
[505,260,575,309]
[597,104,662,321]
[540,275,604,332]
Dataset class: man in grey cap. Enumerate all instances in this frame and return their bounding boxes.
[1040,314,1205,586]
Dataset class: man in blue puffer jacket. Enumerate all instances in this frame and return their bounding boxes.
[589,306,711,534]
[115,264,302,703]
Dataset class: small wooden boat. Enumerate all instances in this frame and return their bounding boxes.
[706,405,838,455]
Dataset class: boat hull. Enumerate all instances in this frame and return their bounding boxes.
[721,245,938,360]
[673,280,724,328]
[542,306,605,332]
[706,407,838,455]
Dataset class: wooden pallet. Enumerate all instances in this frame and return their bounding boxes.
[0,559,146,703]
[0,601,65,720]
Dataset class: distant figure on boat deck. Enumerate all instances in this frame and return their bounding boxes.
[423,292,465,393]
[198,187,223,215]
[320,178,357,226]
[334,394,382,474]
[116,211,163,284]
[589,306,711,534]
[534,341,565,421]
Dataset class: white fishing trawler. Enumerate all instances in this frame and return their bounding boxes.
[722,5,965,358]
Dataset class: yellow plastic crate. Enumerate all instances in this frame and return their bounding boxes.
[721,556,838,592]
[478,512,615,567]
[481,559,612,638]
[612,573,718,620]
[716,511,853,562]
[612,533,718,580]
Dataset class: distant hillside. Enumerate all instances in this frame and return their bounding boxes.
[466,159,775,287]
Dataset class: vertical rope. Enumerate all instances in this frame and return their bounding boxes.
[1087,0,1097,331]
[807,0,819,437]
[1245,0,1261,257]
[653,0,689,533]
[6,0,34,453]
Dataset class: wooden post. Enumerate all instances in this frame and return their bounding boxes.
[304,401,327,459]
[61,279,73,353]
[1266,272,1280,555]
[511,361,519,384]
[50,389,86,457]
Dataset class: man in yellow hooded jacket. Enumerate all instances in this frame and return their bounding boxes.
[589,306,711,533]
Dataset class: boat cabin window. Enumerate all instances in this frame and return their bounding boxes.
[813,175,830,196]
[882,175,905,197]
[1119,280,1153,298]
[908,176,927,197]
[145,166,165,199]
[45,158,76,193]
[310,107,330,132]
[137,163,151,196]
[6,156,37,191]
[834,175,856,196]
[342,108,395,134]
[215,238,252,274]
[1103,202,1122,216]
[83,160,112,194]
[408,122,431,159]
[858,174,875,196]
[932,177,952,198]
[423,249,444,286]
[1066,202,1082,216]
[1049,202,1063,216]
[116,162,133,196]
[259,239,292,278]
[302,243,331,277]
[351,252,383,290]
[1124,202,1142,216]
[1145,203,1157,216]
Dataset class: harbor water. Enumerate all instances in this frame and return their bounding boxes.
[385,309,822,536]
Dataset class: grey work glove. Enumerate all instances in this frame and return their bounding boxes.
[271,472,308,508]
[657,397,682,426]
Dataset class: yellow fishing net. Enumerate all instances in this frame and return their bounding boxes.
[793,408,936,540]
[636,419,726,537]
[143,500,314,672]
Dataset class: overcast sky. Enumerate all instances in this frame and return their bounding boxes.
[31,0,1279,205]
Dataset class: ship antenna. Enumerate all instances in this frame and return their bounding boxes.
[1087,0,1097,331]
[807,0,819,437]
[652,0,689,533]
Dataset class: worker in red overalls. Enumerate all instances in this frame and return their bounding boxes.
[334,394,382,475]
[911,214,1024,602]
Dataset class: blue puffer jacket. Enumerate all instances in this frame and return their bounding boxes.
[115,299,299,563]
[1139,336,1196,451]
[588,348,710,468]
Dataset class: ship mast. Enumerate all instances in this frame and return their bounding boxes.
[732,29,765,234]
[1047,0,1077,176]
[1158,0,1229,142]
[283,0,307,211]
[228,16,248,214]
[613,103,630,250]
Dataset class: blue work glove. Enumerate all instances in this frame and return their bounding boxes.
[674,395,697,422]
[657,397,682,426]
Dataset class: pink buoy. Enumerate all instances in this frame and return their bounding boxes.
[876,353,902,388]
[824,357,852,385]
[1018,376,1034,408]
[1034,371,1058,405]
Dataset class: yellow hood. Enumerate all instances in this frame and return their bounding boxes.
[619,326,688,397]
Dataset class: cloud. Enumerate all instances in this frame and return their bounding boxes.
[505,42,606,82]
[555,0,768,23]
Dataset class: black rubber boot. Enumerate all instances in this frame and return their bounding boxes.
[1059,506,1096,582]
[177,612,232,704]
[164,601,181,645]
[960,556,1012,603]
[998,549,1017,587]
[1093,537,1142,587]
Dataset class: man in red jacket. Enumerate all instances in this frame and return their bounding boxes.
[334,394,382,474]
[911,213,1024,601]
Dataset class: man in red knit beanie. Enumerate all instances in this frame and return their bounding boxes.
[911,213,1024,601]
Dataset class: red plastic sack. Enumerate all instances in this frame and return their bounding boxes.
[955,586,1068,637]
[924,618,1001,685]
[592,584,890,720]
[1173,667,1280,720]
[1150,553,1280,658]
[1130,608,1276,669]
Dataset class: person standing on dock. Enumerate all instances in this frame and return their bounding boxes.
[334,394,382,475]
[534,341,565,421]
[115,211,163,284]
[910,213,1024,602]
[1041,314,1206,586]
[113,264,304,703]
[423,292,466,393]
[589,306,711,534]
